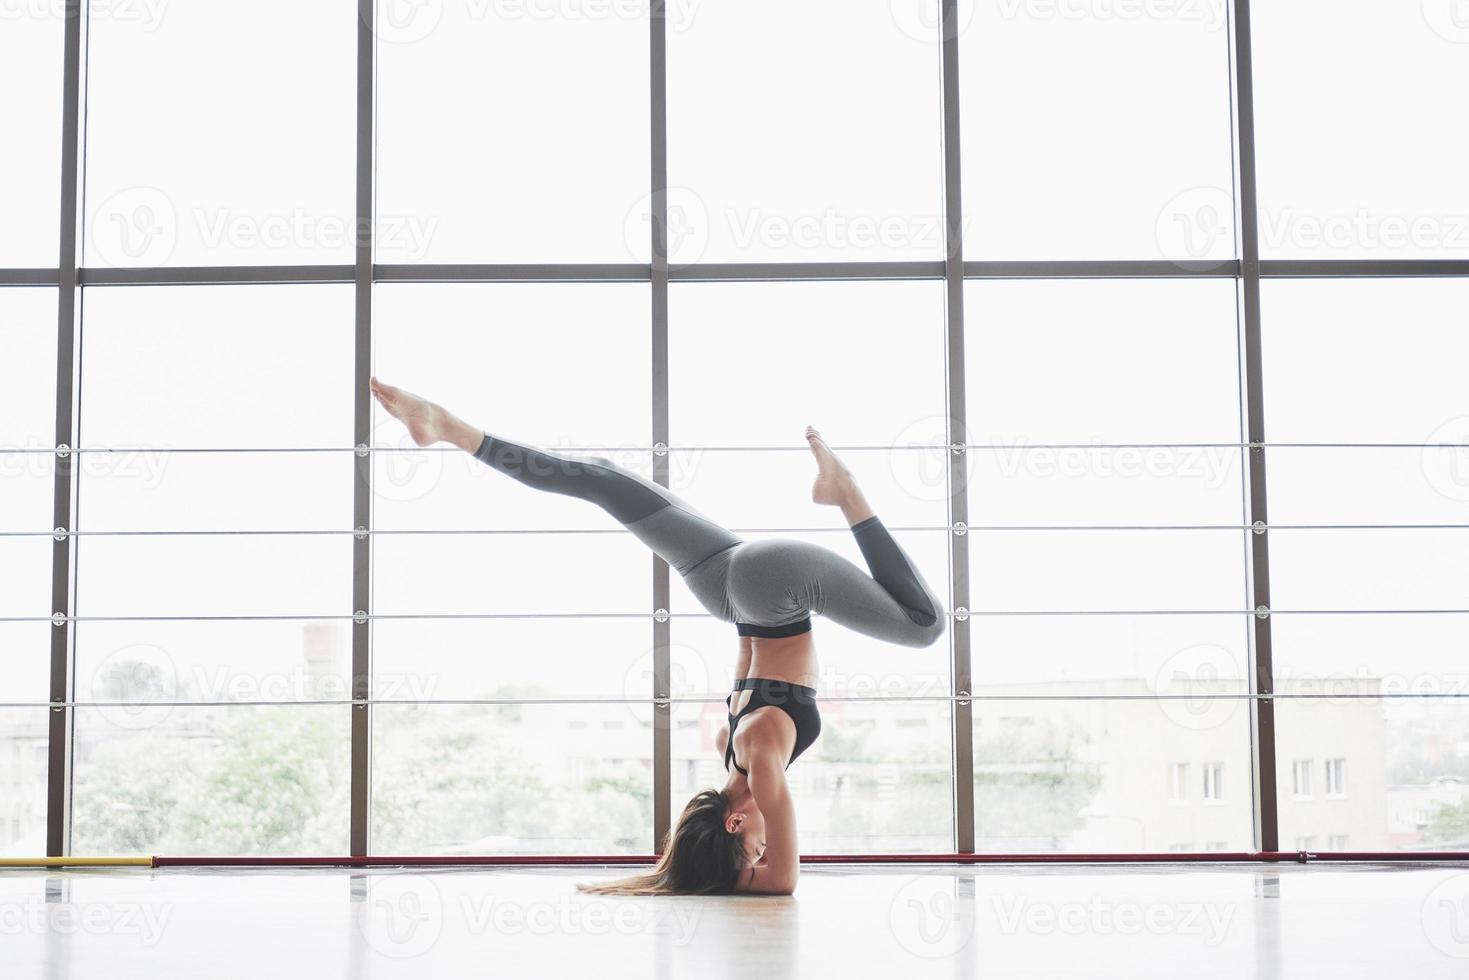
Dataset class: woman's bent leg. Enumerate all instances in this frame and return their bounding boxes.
[726,533,946,648]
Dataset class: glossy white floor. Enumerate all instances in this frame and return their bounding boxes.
[3,862,1467,978]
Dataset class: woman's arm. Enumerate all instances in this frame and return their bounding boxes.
[736,754,799,895]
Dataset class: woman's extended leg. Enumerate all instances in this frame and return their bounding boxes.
[369,378,744,618]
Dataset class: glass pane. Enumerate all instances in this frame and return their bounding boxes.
[0,9,62,265]
[971,693,1254,852]
[669,281,947,446]
[373,703,653,854]
[372,283,651,457]
[79,284,354,448]
[373,618,655,702]
[971,529,1243,612]
[666,0,944,263]
[71,705,350,855]
[966,279,1242,445]
[1272,613,1467,702]
[1262,279,1469,443]
[1275,695,1393,851]
[75,535,351,618]
[670,698,954,853]
[668,448,949,532]
[0,625,51,704]
[972,451,1245,527]
[1253,1,1469,259]
[973,613,1248,690]
[0,710,49,852]
[959,0,1234,262]
[376,1,650,263]
[80,453,352,531]
[0,288,56,532]
[83,0,355,267]
[1270,528,1469,611]
[0,539,51,619]
[1267,448,1469,526]
[374,532,648,617]
[74,619,352,709]
[0,291,53,706]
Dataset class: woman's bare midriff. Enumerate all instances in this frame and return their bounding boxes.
[727,631,820,768]
[737,632,819,700]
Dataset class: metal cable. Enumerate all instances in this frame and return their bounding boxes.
[4,441,1469,454]
[7,522,1469,539]
[6,608,1469,624]
[0,691,1451,710]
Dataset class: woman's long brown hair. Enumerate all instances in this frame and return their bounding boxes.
[577,789,745,896]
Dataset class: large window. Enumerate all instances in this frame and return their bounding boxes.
[4,0,1467,859]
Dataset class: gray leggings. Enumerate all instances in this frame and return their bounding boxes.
[473,433,947,648]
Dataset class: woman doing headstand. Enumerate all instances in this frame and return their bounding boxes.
[370,377,946,896]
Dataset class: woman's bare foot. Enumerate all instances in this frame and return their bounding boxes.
[370,377,465,449]
[806,426,875,525]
